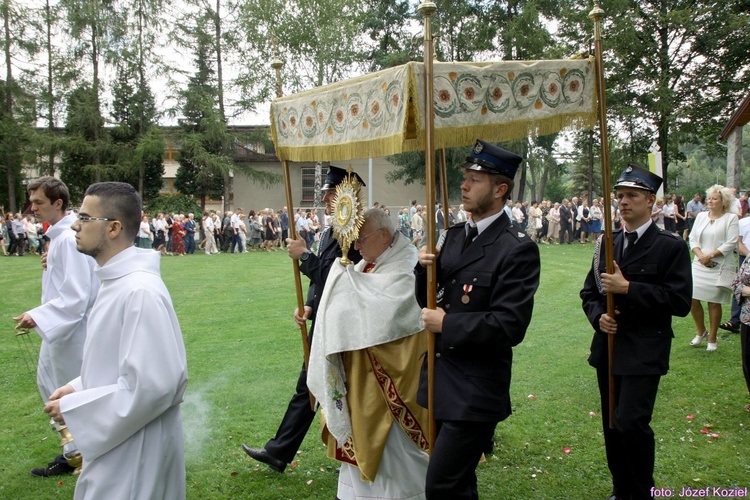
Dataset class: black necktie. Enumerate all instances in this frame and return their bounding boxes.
[318,227,330,256]
[463,225,478,253]
[623,231,638,259]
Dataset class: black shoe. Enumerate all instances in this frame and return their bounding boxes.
[483,439,495,456]
[241,445,286,473]
[719,321,740,334]
[30,455,75,477]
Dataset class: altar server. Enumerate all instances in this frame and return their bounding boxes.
[13,177,99,477]
[44,182,188,500]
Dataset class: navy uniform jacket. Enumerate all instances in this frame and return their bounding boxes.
[580,223,692,375]
[415,212,540,422]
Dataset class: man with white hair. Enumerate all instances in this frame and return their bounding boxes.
[309,208,429,499]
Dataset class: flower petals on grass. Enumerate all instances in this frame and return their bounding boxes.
[527,394,536,399]
[562,446,571,454]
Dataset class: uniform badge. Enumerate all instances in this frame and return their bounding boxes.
[461,284,473,304]
[436,287,444,303]
[625,165,633,173]
[473,141,484,154]
[518,232,526,238]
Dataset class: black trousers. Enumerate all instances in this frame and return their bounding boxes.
[425,419,496,500]
[596,366,661,500]
[264,361,317,464]
[560,221,574,243]
[741,324,750,397]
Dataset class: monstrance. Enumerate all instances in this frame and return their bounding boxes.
[331,169,365,266]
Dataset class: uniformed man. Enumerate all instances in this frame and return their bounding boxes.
[581,165,692,500]
[241,166,363,473]
[416,140,540,499]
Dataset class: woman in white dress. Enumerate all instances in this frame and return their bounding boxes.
[652,199,664,229]
[237,214,248,252]
[25,216,40,254]
[689,185,739,351]
[546,202,561,244]
[527,201,542,242]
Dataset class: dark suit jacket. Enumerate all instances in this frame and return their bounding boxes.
[580,223,692,375]
[416,212,540,422]
[300,228,361,325]
[559,205,572,225]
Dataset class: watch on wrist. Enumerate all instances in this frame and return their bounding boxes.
[300,251,311,262]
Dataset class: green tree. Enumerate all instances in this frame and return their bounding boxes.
[237,0,368,102]
[32,0,78,176]
[59,84,115,202]
[557,0,750,191]
[174,18,232,210]
[386,147,471,202]
[111,61,164,202]
[1,0,39,212]
[61,0,125,182]
[385,1,560,199]
[361,0,413,70]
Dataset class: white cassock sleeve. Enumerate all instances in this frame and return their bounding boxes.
[29,238,94,344]
[60,287,187,462]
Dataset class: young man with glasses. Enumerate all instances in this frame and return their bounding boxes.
[44,181,188,499]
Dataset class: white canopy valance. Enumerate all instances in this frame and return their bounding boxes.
[270,58,597,162]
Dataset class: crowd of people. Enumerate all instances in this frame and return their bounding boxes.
[128,208,292,256]
[3,212,47,256]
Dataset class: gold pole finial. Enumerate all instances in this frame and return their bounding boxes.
[417,1,437,17]
[270,36,284,98]
[589,1,604,20]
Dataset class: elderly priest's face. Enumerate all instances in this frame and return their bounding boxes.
[353,219,392,264]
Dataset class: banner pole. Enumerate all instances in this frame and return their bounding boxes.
[418,0,438,455]
[590,1,616,429]
[272,52,315,411]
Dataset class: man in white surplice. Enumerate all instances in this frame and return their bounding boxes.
[13,177,99,477]
[308,208,429,500]
[44,182,188,500]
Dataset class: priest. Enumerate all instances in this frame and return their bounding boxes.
[308,208,429,499]
[44,182,188,500]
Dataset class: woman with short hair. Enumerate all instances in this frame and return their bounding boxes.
[689,185,739,351]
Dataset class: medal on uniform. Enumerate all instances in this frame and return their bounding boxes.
[461,284,473,304]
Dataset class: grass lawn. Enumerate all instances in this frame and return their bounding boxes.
[0,242,748,499]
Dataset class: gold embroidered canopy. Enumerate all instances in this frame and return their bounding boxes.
[269,58,597,162]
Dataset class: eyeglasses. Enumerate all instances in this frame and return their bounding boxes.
[77,216,116,223]
[355,229,382,244]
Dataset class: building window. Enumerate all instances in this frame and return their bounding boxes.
[301,168,316,203]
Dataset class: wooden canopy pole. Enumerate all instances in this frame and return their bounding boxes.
[418,0,438,455]
[272,52,315,411]
[590,1,616,429]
